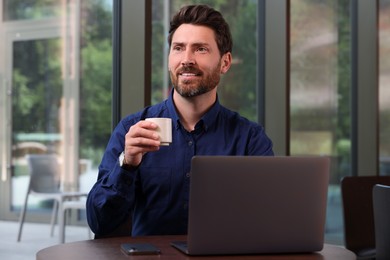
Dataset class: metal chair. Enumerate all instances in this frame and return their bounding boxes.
[373,184,390,260]
[341,176,390,259]
[61,199,92,243]
[17,154,88,243]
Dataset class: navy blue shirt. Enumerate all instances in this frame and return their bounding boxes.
[86,90,274,236]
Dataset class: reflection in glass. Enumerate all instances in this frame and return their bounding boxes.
[379,0,390,175]
[290,0,351,243]
[3,0,61,21]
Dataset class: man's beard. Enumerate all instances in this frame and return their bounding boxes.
[170,63,221,98]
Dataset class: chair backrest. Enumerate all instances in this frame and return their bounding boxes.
[341,176,390,255]
[26,154,61,193]
[373,184,390,260]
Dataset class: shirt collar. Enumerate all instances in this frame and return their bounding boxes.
[166,88,221,132]
[166,88,181,130]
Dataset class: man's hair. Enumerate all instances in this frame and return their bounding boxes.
[167,4,233,56]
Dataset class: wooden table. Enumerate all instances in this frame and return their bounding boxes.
[36,235,356,260]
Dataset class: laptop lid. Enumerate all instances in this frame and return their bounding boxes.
[172,156,330,256]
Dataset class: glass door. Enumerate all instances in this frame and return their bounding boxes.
[290,0,352,244]
[1,10,83,219]
[11,35,63,216]
[1,0,113,223]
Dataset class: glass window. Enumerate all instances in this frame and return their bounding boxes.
[151,0,259,121]
[379,0,390,175]
[11,38,63,210]
[78,0,113,192]
[290,0,351,244]
[0,0,112,218]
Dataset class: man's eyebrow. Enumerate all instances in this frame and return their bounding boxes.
[171,41,184,46]
[192,42,210,47]
[171,41,211,47]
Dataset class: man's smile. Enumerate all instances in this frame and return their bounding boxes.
[179,72,199,80]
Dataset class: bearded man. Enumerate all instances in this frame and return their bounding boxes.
[86,4,273,237]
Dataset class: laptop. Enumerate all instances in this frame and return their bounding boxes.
[171,156,330,256]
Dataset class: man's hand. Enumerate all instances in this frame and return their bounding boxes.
[123,120,161,168]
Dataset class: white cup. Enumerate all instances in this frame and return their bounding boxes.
[145,118,172,146]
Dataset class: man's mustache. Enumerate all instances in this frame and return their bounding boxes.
[176,67,202,75]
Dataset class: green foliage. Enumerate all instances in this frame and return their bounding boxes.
[151,21,167,104]
[4,0,60,20]
[79,39,112,153]
[78,0,113,165]
[222,0,258,120]
[336,0,351,141]
[12,39,62,135]
[12,70,33,115]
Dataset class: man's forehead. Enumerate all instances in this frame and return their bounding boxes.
[172,24,217,44]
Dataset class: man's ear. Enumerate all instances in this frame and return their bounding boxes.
[220,52,232,74]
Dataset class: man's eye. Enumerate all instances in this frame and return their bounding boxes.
[173,46,182,51]
[197,47,207,52]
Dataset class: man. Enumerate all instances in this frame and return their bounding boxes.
[86,4,273,237]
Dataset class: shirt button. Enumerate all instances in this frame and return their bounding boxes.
[186,172,191,178]
[188,141,193,146]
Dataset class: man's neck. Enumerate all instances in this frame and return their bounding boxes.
[173,89,217,132]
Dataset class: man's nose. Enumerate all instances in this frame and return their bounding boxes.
[181,50,195,66]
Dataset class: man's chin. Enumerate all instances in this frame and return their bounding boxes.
[176,90,199,98]
[175,87,210,98]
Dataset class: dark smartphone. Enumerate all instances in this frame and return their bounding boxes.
[120,243,161,255]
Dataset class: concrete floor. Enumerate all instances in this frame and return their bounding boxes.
[0,220,92,260]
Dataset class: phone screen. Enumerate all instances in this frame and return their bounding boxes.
[120,243,161,255]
